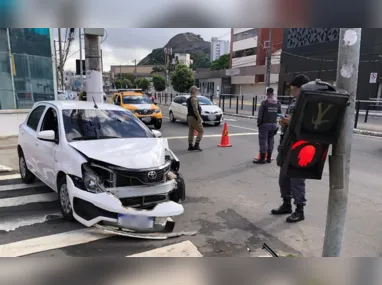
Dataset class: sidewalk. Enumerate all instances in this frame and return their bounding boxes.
[0,136,18,172]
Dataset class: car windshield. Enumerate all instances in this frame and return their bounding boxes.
[62,109,154,142]
[122,96,152,104]
[197,96,213,105]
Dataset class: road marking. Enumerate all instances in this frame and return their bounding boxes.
[0,212,62,232]
[0,228,112,257]
[0,174,20,181]
[166,132,258,140]
[228,124,258,131]
[0,182,45,192]
[0,193,57,208]
[127,240,203,257]
[0,164,13,172]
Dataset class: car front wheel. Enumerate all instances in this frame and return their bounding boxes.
[58,175,74,221]
[154,122,162,129]
[19,151,35,184]
[169,111,176,122]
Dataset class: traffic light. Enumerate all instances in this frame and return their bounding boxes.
[279,80,350,180]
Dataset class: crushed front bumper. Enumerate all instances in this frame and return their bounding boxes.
[66,175,184,233]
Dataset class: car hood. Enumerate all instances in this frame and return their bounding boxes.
[69,138,169,169]
[201,105,222,113]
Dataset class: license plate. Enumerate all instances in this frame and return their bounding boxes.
[208,115,216,121]
[118,214,154,229]
[142,117,151,123]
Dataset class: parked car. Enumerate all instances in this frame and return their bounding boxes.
[110,90,163,129]
[17,101,186,234]
[169,95,223,126]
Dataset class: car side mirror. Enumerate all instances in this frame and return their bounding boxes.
[37,130,57,142]
[182,103,187,106]
[152,130,162,138]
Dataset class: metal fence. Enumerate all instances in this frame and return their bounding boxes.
[0,51,55,110]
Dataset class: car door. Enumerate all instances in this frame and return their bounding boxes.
[172,96,181,118]
[36,106,60,189]
[180,96,188,121]
[20,105,47,177]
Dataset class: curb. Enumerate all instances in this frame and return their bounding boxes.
[224,112,257,119]
[0,145,16,150]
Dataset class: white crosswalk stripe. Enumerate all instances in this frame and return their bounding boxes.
[0,174,203,257]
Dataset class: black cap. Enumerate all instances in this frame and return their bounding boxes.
[266,87,274,94]
[290,74,310,88]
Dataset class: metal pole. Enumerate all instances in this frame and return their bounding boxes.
[265,28,272,91]
[6,28,17,108]
[49,28,58,101]
[58,28,64,90]
[79,28,83,92]
[322,28,362,257]
[134,59,137,80]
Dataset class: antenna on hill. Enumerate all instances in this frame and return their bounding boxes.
[92,97,98,109]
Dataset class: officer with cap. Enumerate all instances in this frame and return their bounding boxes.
[271,74,310,223]
[254,87,281,164]
[187,85,204,151]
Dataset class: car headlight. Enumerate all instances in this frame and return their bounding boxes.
[165,149,180,172]
[154,108,161,114]
[82,164,107,194]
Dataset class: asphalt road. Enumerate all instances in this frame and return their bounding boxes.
[0,105,382,257]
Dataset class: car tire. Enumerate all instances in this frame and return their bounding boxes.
[214,121,221,126]
[19,151,35,184]
[57,175,74,221]
[154,122,162,129]
[169,111,176,122]
[170,172,186,202]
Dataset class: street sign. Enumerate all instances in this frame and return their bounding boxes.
[369,72,378,83]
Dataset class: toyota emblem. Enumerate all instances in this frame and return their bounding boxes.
[148,171,157,180]
[144,110,148,114]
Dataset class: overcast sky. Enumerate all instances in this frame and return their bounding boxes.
[54,28,231,72]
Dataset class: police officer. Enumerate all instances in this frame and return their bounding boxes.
[254,87,281,164]
[271,74,310,223]
[187,86,204,151]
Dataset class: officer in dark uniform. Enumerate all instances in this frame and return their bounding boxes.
[271,74,310,223]
[254,87,282,164]
[187,86,204,151]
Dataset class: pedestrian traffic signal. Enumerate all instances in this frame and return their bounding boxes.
[279,79,350,180]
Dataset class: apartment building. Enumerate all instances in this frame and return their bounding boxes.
[210,37,230,62]
[228,28,283,95]
[173,53,193,67]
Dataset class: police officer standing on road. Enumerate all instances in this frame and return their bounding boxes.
[254,87,281,164]
[271,74,310,223]
[187,86,204,151]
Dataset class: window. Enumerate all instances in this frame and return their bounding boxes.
[40,107,59,141]
[232,47,257,58]
[26,105,46,131]
[197,96,213,105]
[114,95,121,105]
[62,109,154,142]
[174,96,182,104]
[181,97,187,104]
[234,29,258,42]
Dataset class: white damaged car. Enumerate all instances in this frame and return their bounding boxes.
[17,101,186,235]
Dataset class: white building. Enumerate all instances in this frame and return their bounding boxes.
[210,37,230,62]
[231,28,258,69]
[173,53,193,67]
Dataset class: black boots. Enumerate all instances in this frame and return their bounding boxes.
[286,204,305,223]
[271,199,292,215]
[253,153,266,164]
[266,152,272,163]
[271,200,305,223]
[188,143,202,151]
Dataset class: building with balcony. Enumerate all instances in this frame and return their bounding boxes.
[210,37,230,62]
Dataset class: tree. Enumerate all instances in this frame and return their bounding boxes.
[152,74,166,92]
[210,54,230,70]
[171,64,195,93]
[135,77,150,90]
[190,52,211,70]
[151,65,165,74]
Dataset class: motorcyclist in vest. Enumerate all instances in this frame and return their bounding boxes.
[254,88,281,164]
[187,86,204,151]
[271,74,310,223]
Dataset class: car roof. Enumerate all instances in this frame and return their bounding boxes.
[33,100,124,111]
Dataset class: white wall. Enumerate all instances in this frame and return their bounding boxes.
[233,28,254,34]
[231,75,255,85]
[232,82,279,96]
[0,110,28,137]
[232,55,257,68]
[233,37,257,52]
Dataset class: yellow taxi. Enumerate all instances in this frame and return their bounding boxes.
[110,89,163,129]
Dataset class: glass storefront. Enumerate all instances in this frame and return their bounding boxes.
[0,28,55,110]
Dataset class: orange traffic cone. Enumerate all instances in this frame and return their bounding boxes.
[218,123,232,147]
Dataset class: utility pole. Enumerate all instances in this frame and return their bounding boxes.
[79,28,84,92]
[265,28,272,93]
[322,28,362,257]
[84,29,104,103]
[164,48,172,92]
[58,28,64,91]
[53,40,60,92]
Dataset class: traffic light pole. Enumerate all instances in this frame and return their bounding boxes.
[322,28,362,257]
